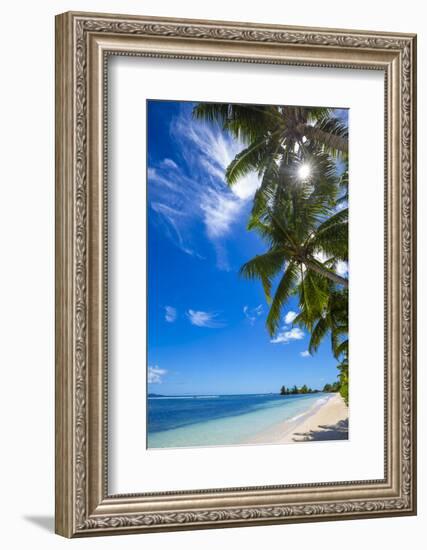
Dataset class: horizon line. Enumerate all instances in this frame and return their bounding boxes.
[147,390,327,397]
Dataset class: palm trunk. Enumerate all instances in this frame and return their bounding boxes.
[299,124,348,154]
[304,258,349,287]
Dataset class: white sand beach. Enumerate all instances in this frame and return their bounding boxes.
[245,394,348,445]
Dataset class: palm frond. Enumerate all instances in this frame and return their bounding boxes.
[240,249,287,302]
[225,136,270,185]
[334,338,348,358]
[193,102,278,143]
[266,261,299,336]
[299,269,329,320]
[310,215,348,261]
[309,317,330,354]
[305,257,349,287]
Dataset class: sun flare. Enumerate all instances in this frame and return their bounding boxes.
[298,163,311,180]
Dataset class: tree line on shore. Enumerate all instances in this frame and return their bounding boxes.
[279,382,340,396]
[280,384,318,395]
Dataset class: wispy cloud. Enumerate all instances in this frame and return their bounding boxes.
[243,304,263,325]
[150,201,196,257]
[148,366,167,384]
[186,309,225,328]
[161,158,178,169]
[148,104,261,269]
[271,327,305,344]
[164,306,177,323]
[200,191,241,240]
[300,350,311,357]
[284,311,298,325]
[178,117,260,201]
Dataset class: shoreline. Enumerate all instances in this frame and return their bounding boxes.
[245,394,348,444]
[148,393,349,449]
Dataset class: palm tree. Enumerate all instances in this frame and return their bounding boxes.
[337,358,349,404]
[194,101,349,402]
[336,160,349,207]
[295,282,349,404]
[240,150,348,336]
[294,286,348,357]
[193,103,348,189]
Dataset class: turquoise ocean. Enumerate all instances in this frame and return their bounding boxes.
[147,392,333,448]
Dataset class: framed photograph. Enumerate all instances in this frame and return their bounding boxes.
[55,11,417,537]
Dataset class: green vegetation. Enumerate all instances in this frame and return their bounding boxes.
[280,385,319,395]
[322,382,341,393]
[194,103,349,404]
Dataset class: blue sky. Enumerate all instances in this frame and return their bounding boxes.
[147,100,345,395]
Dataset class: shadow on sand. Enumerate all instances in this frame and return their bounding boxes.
[292,418,349,442]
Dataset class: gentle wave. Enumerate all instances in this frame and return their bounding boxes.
[314,397,328,406]
[148,396,192,400]
[195,395,219,399]
[288,412,306,422]
[287,396,329,422]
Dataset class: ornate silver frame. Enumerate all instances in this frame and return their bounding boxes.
[55,11,417,537]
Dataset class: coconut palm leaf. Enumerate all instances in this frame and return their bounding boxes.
[299,269,329,321]
[309,209,348,260]
[303,114,349,156]
[266,261,299,336]
[193,102,278,143]
[195,99,349,367]
[194,102,349,187]
[308,316,330,354]
[334,338,349,358]
[225,134,278,185]
[304,257,348,287]
[240,249,287,302]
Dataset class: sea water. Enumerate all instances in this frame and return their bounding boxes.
[147,393,333,448]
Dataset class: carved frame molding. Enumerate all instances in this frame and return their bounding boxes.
[55,12,416,537]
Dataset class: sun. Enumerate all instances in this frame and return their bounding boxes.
[297,163,311,180]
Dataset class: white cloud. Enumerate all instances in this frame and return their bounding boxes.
[175,118,252,245]
[148,366,167,384]
[150,201,197,257]
[300,350,311,357]
[243,304,263,325]
[186,309,224,328]
[200,190,241,239]
[271,327,305,344]
[211,241,231,271]
[164,306,177,323]
[336,260,349,277]
[162,158,178,169]
[147,108,262,269]
[147,167,157,180]
[177,115,260,201]
[284,311,298,325]
[151,201,185,218]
